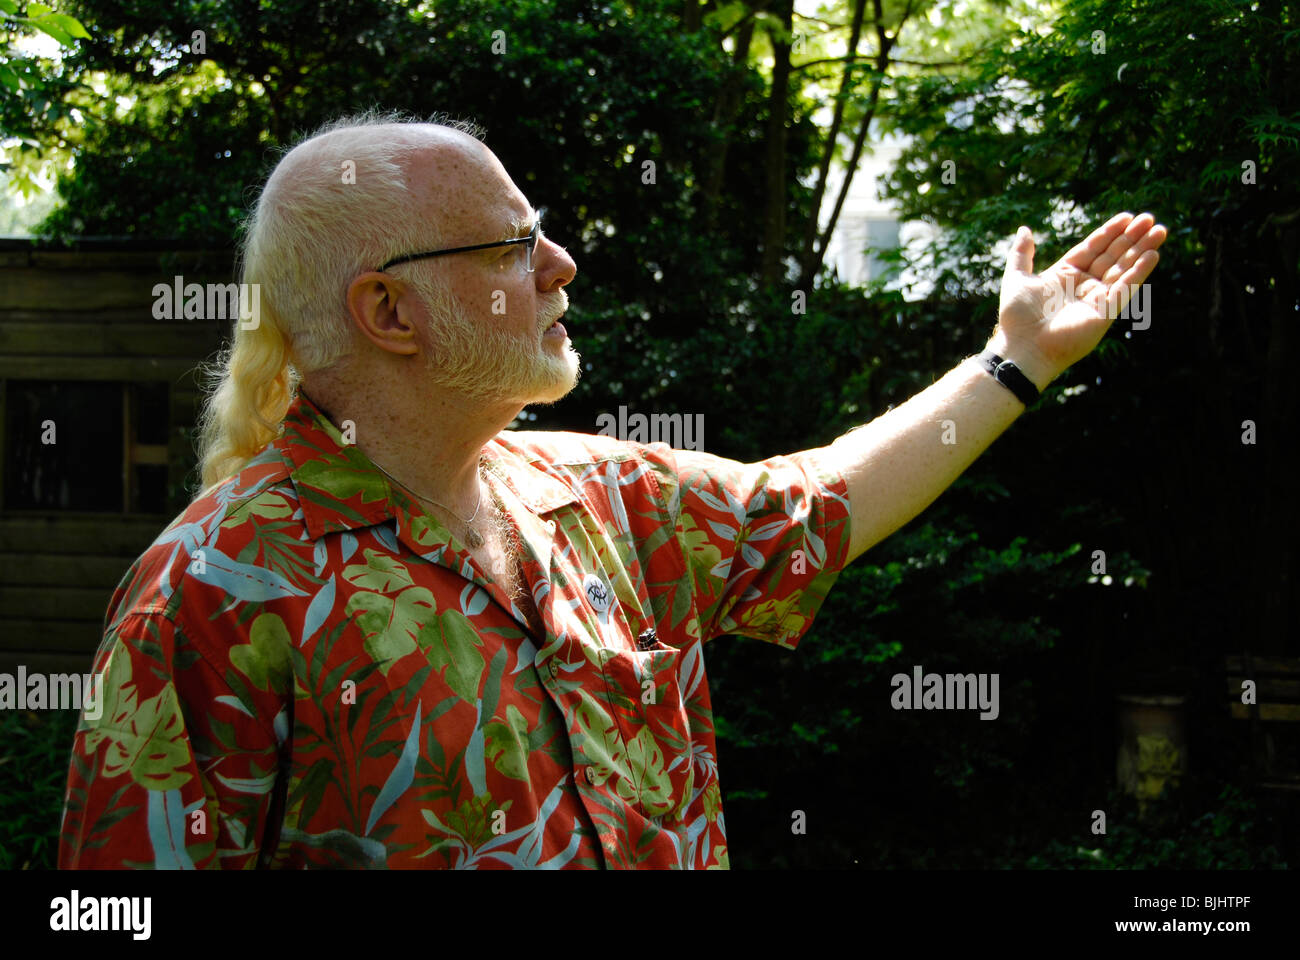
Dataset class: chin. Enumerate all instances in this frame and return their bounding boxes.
[526,346,582,405]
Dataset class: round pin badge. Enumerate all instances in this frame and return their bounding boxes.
[582,573,613,616]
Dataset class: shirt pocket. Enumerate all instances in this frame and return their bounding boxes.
[595,640,696,823]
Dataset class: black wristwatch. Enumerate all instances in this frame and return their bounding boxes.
[977,350,1041,407]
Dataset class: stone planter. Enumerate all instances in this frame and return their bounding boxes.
[1116,693,1187,817]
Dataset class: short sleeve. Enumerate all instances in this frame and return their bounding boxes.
[59,611,284,869]
[656,442,853,648]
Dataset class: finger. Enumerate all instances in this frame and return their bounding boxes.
[1005,225,1035,275]
[1102,221,1168,285]
[1088,213,1155,280]
[1105,249,1159,318]
[1057,212,1134,272]
[1120,247,1160,290]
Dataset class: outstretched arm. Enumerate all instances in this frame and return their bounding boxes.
[823,211,1168,565]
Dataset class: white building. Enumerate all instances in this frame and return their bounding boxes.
[816,131,936,298]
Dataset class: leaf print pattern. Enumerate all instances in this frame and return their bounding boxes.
[60,393,850,869]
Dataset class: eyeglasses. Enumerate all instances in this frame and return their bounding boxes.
[378,208,547,274]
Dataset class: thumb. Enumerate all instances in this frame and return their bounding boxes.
[1005,225,1035,275]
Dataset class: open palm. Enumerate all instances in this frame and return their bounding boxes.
[997,212,1168,383]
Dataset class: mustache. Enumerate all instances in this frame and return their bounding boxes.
[539,293,569,328]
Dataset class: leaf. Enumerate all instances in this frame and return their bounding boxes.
[364,702,422,835]
[747,519,786,542]
[575,696,626,787]
[418,609,485,702]
[40,11,90,39]
[301,575,336,646]
[293,458,388,505]
[277,827,386,867]
[28,14,71,46]
[287,758,334,828]
[483,704,530,781]
[706,517,738,540]
[460,582,489,616]
[340,532,359,562]
[213,694,253,718]
[343,549,414,592]
[321,655,357,699]
[242,490,294,520]
[146,789,198,869]
[229,612,293,690]
[465,703,486,797]
[478,644,507,724]
[804,530,827,568]
[82,650,193,791]
[347,586,436,674]
[188,547,309,601]
[213,770,277,795]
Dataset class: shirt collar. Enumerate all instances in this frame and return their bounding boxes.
[277,391,578,545]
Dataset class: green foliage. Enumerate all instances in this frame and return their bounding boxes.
[0,1,89,201]
[878,0,1299,296]
[0,708,79,869]
[1011,784,1288,870]
[34,0,826,448]
[10,0,1294,869]
[710,0,1298,869]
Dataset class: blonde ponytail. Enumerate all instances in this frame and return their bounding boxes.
[194,310,299,494]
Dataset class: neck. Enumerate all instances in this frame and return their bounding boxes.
[302,363,523,519]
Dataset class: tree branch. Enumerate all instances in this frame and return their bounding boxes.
[791,54,965,73]
[798,0,868,281]
[804,0,915,288]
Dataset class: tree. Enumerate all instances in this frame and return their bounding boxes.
[686,0,1026,286]
[876,0,1299,658]
[0,0,88,206]
[18,0,1291,868]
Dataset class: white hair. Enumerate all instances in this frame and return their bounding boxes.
[195,109,486,491]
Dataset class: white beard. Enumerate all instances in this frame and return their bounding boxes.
[409,273,580,404]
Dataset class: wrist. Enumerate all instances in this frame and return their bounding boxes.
[983,331,1057,392]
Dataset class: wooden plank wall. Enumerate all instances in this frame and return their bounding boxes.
[0,240,233,677]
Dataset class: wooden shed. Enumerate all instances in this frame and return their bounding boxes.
[0,237,233,677]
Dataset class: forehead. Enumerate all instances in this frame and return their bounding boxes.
[405,134,534,241]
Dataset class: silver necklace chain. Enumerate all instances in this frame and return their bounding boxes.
[370,457,488,547]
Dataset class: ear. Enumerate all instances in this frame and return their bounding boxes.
[345,271,421,357]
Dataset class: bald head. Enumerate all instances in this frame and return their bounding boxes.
[237,114,495,374]
[265,120,493,251]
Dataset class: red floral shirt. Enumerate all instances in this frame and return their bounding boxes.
[60,393,851,869]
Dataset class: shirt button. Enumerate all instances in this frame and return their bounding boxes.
[548,660,559,677]
[585,767,598,785]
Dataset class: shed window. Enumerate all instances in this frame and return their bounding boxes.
[2,380,170,514]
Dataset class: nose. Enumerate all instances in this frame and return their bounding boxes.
[535,235,576,292]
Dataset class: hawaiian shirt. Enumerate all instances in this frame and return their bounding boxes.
[59,392,851,869]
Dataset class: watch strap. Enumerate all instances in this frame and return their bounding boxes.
[977,351,1040,407]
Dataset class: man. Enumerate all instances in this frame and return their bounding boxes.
[59,113,1165,869]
